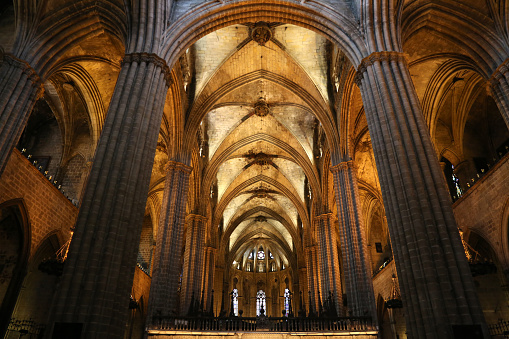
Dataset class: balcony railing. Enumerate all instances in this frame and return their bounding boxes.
[489,320,509,338]
[150,316,376,333]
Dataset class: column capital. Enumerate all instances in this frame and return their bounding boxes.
[314,213,334,223]
[186,213,208,223]
[205,246,217,254]
[165,160,193,174]
[330,161,355,173]
[354,51,408,86]
[488,57,509,87]
[122,52,173,87]
[2,53,44,89]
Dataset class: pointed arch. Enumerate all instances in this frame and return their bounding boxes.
[0,199,31,337]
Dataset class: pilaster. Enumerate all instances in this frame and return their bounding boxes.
[50,52,170,339]
[304,245,320,315]
[147,160,192,323]
[356,51,487,338]
[202,246,217,314]
[181,214,207,314]
[330,161,376,319]
[315,213,343,316]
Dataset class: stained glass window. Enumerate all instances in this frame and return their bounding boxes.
[258,262,265,272]
[232,289,239,316]
[257,250,265,260]
[284,288,291,316]
[451,165,463,197]
[256,290,266,316]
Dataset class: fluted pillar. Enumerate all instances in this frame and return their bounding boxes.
[489,58,509,128]
[202,246,217,314]
[180,214,207,314]
[315,213,343,315]
[50,53,171,339]
[356,51,487,338]
[331,161,376,319]
[146,160,192,322]
[0,54,44,175]
[304,245,320,314]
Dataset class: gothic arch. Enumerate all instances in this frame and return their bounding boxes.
[201,133,321,209]
[161,1,367,68]
[211,174,309,234]
[420,58,483,139]
[182,70,340,165]
[402,0,508,75]
[9,233,61,334]
[222,206,300,252]
[0,199,31,338]
[13,1,126,77]
[52,62,107,148]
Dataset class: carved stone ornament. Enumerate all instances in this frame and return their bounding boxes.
[251,23,272,46]
[255,215,267,223]
[254,98,270,117]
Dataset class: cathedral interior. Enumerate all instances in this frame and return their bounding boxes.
[1,0,509,338]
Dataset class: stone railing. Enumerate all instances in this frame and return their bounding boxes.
[150,316,375,333]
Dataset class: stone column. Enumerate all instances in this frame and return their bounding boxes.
[304,245,319,315]
[315,213,343,316]
[331,161,377,319]
[0,54,44,175]
[146,160,192,323]
[50,53,171,339]
[202,246,216,314]
[180,214,206,314]
[356,51,487,338]
[488,58,509,128]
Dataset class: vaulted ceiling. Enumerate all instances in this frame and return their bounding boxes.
[188,23,334,267]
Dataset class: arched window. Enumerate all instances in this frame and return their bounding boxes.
[258,262,265,272]
[451,164,463,198]
[284,288,291,316]
[256,290,266,316]
[232,289,239,316]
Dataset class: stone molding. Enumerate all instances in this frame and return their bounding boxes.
[354,51,408,86]
[330,161,354,173]
[205,246,217,254]
[122,52,173,87]
[314,213,334,222]
[186,213,207,223]
[165,160,193,174]
[2,53,44,96]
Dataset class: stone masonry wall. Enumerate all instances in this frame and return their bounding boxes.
[453,153,509,267]
[0,149,78,257]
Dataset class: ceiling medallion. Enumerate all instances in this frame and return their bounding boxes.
[254,98,270,117]
[251,23,272,46]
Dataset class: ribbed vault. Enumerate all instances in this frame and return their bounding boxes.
[178,23,335,286]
